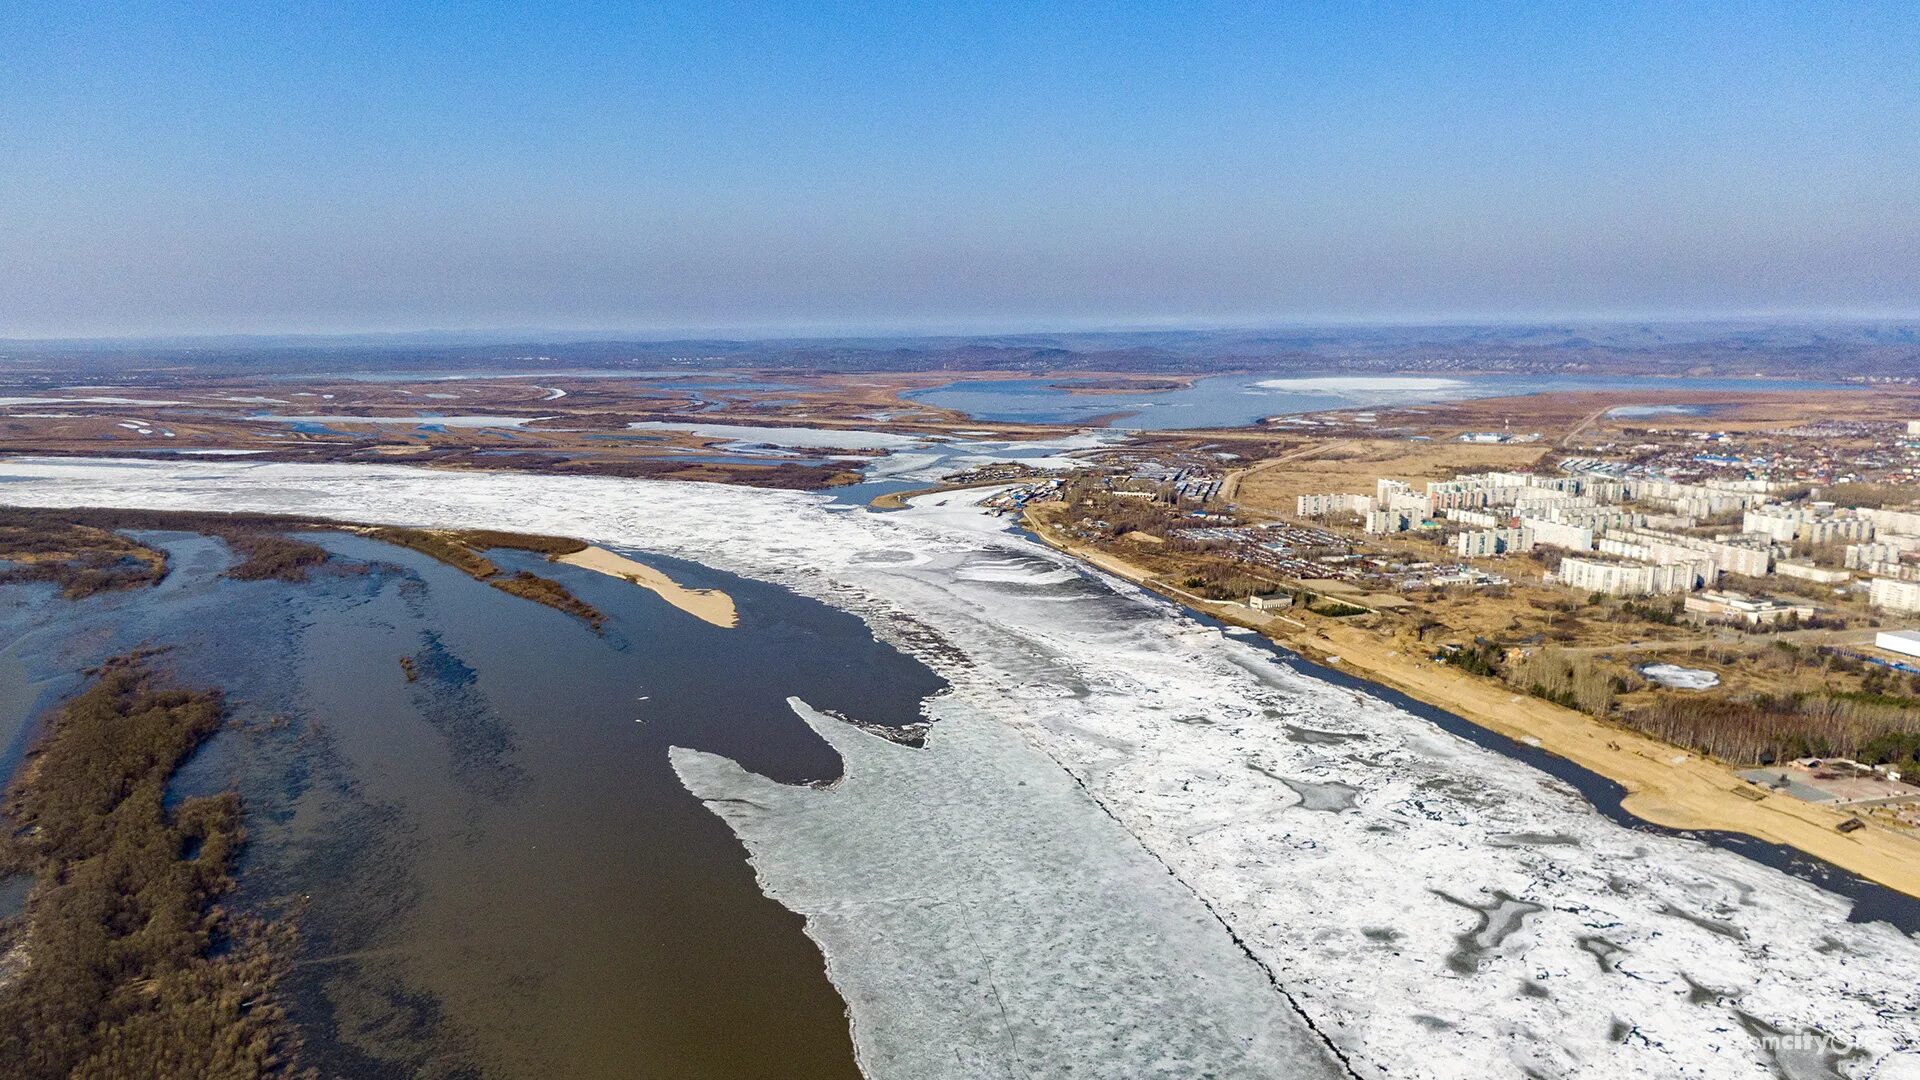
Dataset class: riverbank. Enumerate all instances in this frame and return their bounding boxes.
[558,544,739,628]
[1023,512,1920,901]
[867,475,1028,510]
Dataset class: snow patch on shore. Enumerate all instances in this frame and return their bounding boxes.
[1640,662,1722,690]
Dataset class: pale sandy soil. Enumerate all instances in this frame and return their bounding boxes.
[1028,519,1920,900]
[557,545,739,628]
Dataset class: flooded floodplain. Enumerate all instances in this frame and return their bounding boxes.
[0,528,944,1079]
[907,373,1859,429]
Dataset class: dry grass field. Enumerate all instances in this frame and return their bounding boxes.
[1230,438,1551,515]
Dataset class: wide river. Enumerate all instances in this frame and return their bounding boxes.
[907,373,1859,429]
[0,527,943,1078]
[2,457,1917,1080]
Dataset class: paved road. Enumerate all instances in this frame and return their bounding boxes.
[1218,441,1331,504]
[1560,406,1611,448]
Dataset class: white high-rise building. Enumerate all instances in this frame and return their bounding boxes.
[1558,556,1712,597]
[1454,527,1534,558]
[1870,577,1920,614]
[1295,492,1374,518]
[1526,518,1595,551]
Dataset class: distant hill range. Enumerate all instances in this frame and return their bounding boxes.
[2,321,1916,380]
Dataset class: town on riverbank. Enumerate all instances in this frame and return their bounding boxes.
[984,395,1920,897]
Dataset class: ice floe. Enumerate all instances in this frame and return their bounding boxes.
[0,396,187,406]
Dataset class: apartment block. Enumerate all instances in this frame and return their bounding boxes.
[1295,492,1375,518]
[1454,527,1534,558]
[1868,507,1920,536]
[1869,577,1920,614]
[1742,509,1804,543]
[1743,504,1875,545]
[1524,518,1595,551]
[1802,517,1874,545]
[1446,508,1504,529]
[1558,555,1713,597]
[1365,509,1416,535]
[1598,529,1772,578]
[1845,541,1920,569]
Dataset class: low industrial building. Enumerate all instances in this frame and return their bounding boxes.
[1738,759,1917,804]
[1684,590,1815,626]
[1876,629,1920,659]
[1776,560,1851,585]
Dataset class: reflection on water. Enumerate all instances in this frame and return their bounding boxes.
[0,530,946,1079]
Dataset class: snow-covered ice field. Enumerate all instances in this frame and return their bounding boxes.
[2,457,1915,1080]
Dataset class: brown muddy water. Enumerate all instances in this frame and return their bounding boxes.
[0,528,946,1078]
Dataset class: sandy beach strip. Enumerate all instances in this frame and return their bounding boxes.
[1026,518,1920,900]
[557,546,738,628]
[1287,621,1920,898]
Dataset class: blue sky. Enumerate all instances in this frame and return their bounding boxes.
[1,2,1915,336]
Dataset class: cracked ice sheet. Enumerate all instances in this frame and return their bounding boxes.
[673,700,1343,1080]
[2,457,1917,1080]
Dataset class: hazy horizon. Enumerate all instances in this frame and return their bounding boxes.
[4,312,1919,352]
[4,5,1916,338]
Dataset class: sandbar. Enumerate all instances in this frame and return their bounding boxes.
[557,545,738,628]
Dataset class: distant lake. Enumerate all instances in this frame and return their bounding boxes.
[1605,403,1724,419]
[0,530,943,1079]
[907,373,1858,430]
